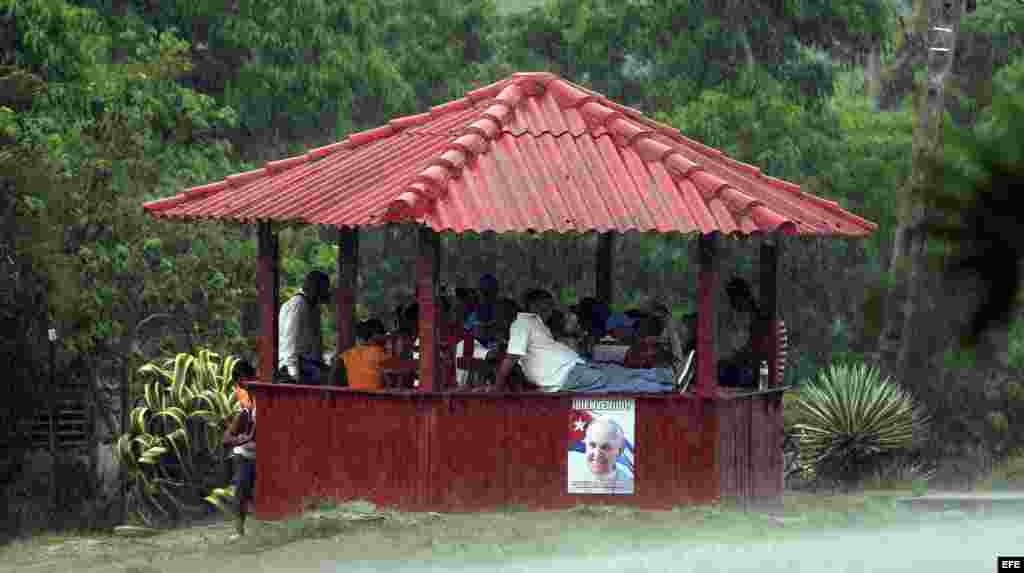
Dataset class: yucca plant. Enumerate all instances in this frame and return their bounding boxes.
[117,349,243,526]
[792,363,930,490]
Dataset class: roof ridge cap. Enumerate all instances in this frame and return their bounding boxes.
[598,113,803,234]
[622,114,790,194]
[382,79,531,222]
[632,120,807,197]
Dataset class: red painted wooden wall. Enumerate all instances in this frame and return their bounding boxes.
[718,393,785,503]
[245,385,777,518]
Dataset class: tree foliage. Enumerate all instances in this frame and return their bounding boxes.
[917,54,1024,344]
[73,0,500,153]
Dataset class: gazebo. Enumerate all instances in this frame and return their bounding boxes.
[143,72,875,517]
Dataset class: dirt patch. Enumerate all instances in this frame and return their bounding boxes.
[0,495,923,573]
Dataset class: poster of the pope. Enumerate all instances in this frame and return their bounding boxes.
[568,398,635,494]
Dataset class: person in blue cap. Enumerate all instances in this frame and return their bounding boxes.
[465,273,501,347]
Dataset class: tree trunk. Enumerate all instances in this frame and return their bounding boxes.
[866,42,882,106]
[878,2,931,112]
[879,0,963,386]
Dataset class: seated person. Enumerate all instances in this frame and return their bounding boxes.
[453,287,480,329]
[465,274,500,346]
[495,289,676,394]
[478,297,518,348]
[570,297,610,340]
[547,309,568,338]
[605,308,650,341]
[408,301,472,388]
[382,303,417,360]
[338,319,390,390]
[549,307,583,353]
[379,304,420,389]
[718,277,782,388]
[623,315,675,369]
[389,303,406,334]
[453,334,491,387]
[485,297,530,390]
[438,297,461,339]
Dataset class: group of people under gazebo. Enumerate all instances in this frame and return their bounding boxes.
[275,269,782,394]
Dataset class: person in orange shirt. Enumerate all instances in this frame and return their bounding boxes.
[225,372,256,539]
[340,319,390,390]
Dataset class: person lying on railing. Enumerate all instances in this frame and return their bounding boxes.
[337,319,390,390]
[495,289,677,394]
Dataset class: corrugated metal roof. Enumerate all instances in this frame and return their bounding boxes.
[144,72,876,237]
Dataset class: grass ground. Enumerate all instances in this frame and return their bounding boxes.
[0,492,928,573]
[974,452,1024,491]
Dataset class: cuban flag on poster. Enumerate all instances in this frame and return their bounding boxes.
[568,398,636,494]
[568,410,635,475]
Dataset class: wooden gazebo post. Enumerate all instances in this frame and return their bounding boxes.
[695,233,720,398]
[417,225,441,391]
[257,221,280,384]
[336,228,359,357]
[760,236,780,386]
[596,232,615,306]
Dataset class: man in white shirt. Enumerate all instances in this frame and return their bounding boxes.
[278,270,331,385]
[495,290,675,393]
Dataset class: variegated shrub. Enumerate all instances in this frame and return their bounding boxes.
[117,349,242,526]
[792,363,930,489]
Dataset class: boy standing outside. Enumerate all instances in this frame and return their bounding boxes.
[223,385,256,539]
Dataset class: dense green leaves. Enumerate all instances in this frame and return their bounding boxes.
[2,0,108,80]
[70,0,500,149]
[4,1,255,366]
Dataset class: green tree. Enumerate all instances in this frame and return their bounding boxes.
[74,0,500,155]
[2,4,254,526]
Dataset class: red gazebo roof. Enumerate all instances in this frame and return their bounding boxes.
[144,72,876,237]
